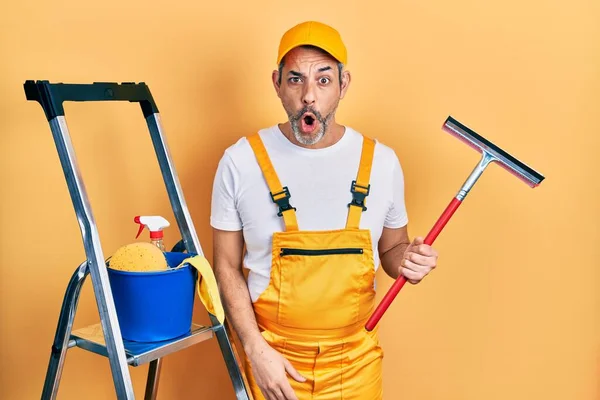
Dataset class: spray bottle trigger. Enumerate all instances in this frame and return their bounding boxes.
[135,223,145,239]
[134,216,145,239]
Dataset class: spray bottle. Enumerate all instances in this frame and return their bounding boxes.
[134,216,170,251]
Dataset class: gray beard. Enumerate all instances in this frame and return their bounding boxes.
[291,120,326,145]
[288,105,336,146]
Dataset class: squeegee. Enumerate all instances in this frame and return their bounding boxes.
[365,116,545,331]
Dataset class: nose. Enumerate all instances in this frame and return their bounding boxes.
[302,81,316,106]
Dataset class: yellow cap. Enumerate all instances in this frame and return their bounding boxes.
[277,21,347,65]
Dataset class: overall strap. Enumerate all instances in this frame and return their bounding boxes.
[247,133,299,231]
[346,136,375,229]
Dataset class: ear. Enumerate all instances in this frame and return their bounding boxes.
[272,69,282,98]
[339,70,351,99]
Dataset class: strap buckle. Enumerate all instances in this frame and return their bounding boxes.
[348,180,370,211]
[270,186,296,217]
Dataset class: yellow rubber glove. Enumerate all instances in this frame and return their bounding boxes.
[181,255,225,324]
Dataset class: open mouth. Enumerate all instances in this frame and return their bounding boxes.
[303,114,315,126]
[296,110,320,134]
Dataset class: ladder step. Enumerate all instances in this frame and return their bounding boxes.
[70,323,213,366]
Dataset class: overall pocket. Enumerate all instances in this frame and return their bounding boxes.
[276,246,368,330]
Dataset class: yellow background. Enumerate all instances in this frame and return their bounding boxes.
[1,1,598,399]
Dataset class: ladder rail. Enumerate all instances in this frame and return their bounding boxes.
[144,359,162,400]
[46,116,135,399]
[212,320,253,399]
[144,114,203,256]
[42,261,89,399]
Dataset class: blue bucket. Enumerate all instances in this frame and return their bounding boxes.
[107,251,196,342]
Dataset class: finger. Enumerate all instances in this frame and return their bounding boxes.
[400,266,422,282]
[280,381,299,400]
[260,386,275,400]
[405,251,436,267]
[400,262,428,283]
[402,258,431,274]
[412,243,436,257]
[412,236,424,247]
[268,387,285,400]
[283,358,306,382]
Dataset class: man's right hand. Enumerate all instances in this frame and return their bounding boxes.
[246,340,306,400]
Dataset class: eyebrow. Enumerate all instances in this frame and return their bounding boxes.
[288,66,334,77]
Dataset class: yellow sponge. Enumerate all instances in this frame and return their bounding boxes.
[109,242,168,272]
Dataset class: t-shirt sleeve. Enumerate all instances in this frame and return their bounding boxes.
[384,152,409,228]
[210,151,243,231]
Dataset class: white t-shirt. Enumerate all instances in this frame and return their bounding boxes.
[210,125,409,302]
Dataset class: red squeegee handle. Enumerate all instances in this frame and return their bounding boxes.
[365,197,463,331]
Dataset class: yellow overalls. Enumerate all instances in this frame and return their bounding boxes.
[245,133,383,399]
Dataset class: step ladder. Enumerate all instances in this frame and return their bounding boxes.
[23,80,252,400]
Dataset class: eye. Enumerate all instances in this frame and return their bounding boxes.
[289,77,302,84]
[319,77,331,85]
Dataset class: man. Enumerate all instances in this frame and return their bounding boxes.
[211,21,439,400]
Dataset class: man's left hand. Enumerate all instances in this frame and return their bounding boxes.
[399,237,438,284]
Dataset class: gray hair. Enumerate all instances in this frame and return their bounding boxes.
[277,45,344,86]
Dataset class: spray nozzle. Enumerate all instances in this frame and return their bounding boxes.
[134,216,170,239]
